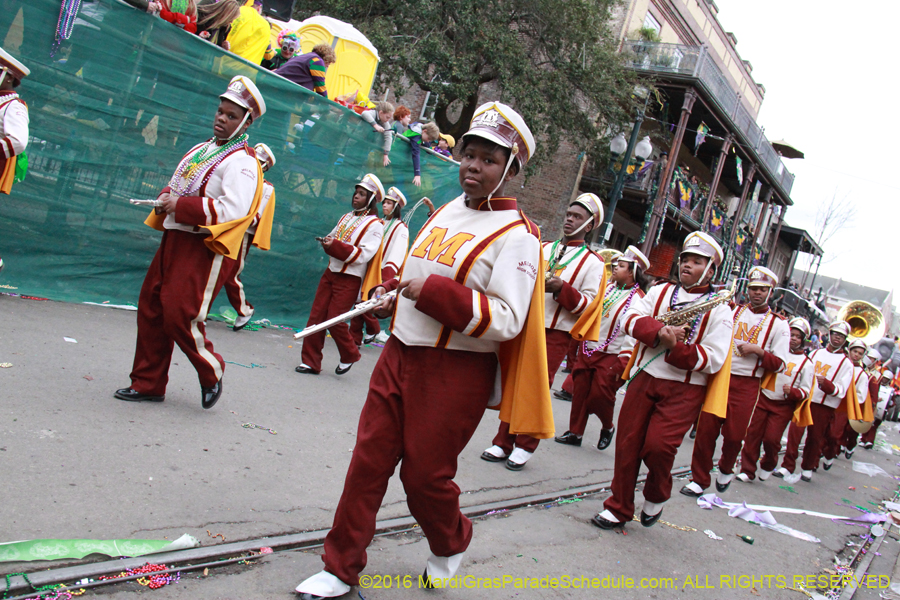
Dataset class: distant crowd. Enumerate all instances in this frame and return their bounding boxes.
[146,0,455,186]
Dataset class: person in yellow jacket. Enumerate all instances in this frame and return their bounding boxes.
[226,0,269,65]
[115,76,267,410]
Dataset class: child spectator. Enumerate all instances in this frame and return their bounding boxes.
[262,31,300,70]
[275,43,336,98]
[195,0,240,49]
[360,101,394,167]
[399,121,439,186]
[434,133,455,158]
[392,105,411,135]
[151,0,198,33]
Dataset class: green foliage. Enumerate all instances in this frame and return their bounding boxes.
[293,0,637,170]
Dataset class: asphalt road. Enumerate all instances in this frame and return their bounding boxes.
[2,294,900,599]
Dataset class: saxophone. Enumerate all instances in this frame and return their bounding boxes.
[656,273,739,326]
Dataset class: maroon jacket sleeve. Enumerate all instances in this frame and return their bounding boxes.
[786,387,805,403]
[631,316,664,347]
[379,277,400,293]
[869,377,880,400]
[381,266,398,282]
[818,378,836,395]
[157,186,172,199]
[664,342,700,371]
[414,274,473,332]
[759,351,784,373]
[324,239,354,261]
[174,195,215,226]
[555,281,583,313]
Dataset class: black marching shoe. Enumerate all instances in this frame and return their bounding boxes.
[597,427,615,450]
[114,388,164,403]
[421,569,435,590]
[640,509,663,528]
[335,363,353,375]
[553,389,573,402]
[201,379,223,409]
[297,595,324,600]
[295,365,320,375]
[591,513,622,530]
[715,479,731,493]
[689,427,697,439]
[554,431,583,446]
[363,334,377,345]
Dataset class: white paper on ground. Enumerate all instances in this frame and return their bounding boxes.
[63,337,77,343]
[83,302,138,311]
[852,461,892,478]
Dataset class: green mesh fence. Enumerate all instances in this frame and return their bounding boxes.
[0,0,461,327]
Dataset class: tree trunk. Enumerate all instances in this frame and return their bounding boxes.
[435,93,481,141]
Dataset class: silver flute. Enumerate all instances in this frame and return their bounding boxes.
[129,198,164,207]
[293,290,398,340]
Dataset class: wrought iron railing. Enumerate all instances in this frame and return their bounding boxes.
[621,40,795,198]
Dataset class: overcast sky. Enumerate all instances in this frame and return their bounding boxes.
[715,1,897,299]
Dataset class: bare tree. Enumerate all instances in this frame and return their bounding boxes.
[799,189,856,294]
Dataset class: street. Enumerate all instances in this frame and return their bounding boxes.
[2,294,900,599]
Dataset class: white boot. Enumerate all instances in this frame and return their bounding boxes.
[233,313,253,330]
[295,570,350,598]
[758,468,773,481]
[642,500,664,516]
[506,447,533,470]
[424,552,464,585]
[800,469,813,482]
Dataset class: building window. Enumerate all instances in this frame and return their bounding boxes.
[771,248,787,280]
[643,12,661,35]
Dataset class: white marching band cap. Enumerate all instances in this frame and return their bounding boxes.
[788,316,811,338]
[619,245,650,272]
[220,76,266,121]
[848,339,868,352]
[254,143,275,167]
[829,320,852,337]
[0,47,29,81]
[747,266,778,287]
[884,370,894,380]
[571,193,604,228]
[385,187,407,207]
[463,101,535,171]
[356,173,385,204]
[681,231,724,266]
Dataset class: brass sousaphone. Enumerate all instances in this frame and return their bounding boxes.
[839,300,886,433]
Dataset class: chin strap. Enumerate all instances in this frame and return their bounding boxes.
[0,68,7,89]
[220,111,250,142]
[486,144,519,207]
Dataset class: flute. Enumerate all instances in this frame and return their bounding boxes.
[129,198,164,207]
[293,290,398,340]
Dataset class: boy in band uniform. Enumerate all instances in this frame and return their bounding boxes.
[481,193,605,470]
[738,317,814,481]
[593,232,733,530]
[825,339,871,464]
[223,142,276,331]
[555,246,650,450]
[682,266,789,496]
[116,76,268,409]
[294,102,551,599]
[295,174,384,376]
[0,47,30,274]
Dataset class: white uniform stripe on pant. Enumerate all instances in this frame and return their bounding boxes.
[191,254,225,381]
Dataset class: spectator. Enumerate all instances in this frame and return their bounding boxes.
[225,0,269,65]
[274,43,336,98]
[398,121,439,186]
[195,0,240,49]
[359,101,394,167]
[151,0,198,33]
[262,31,300,70]
[392,105,411,135]
[433,133,455,158]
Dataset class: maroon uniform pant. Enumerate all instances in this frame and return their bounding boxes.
[129,230,228,395]
[800,403,835,471]
[222,233,253,318]
[492,328,570,453]
[603,372,706,523]
[825,411,849,460]
[569,349,624,434]
[690,375,761,489]
[860,419,882,445]
[780,422,805,473]
[349,313,381,346]
[321,337,497,586]
[300,270,362,372]
[740,395,795,479]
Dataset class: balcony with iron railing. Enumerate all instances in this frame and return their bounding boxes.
[620,40,794,200]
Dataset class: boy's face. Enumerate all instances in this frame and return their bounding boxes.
[679,253,711,288]
[378,110,393,123]
[438,139,450,150]
[400,115,412,126]
[459,138,513,200]
[213,99,249,140]
[849,347,865,362]
[613,260,633,286]
[562,205,591,238]
[829,331,847,349]
[747,285,769,308]
[382,198,396,216]
[789,329,804,351]
[352,186,370,210]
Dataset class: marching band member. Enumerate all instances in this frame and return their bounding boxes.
[295,174,384,376]
[785,321,854,482]
[861,370,894,450]
[349,187,409,346]
[845,349,883,455]
[222,143,276,331]
[0,47,30,274]
[592,232,733,530]
[827,339,871,463]
[682,266,789,495]
[482,193,605,470]
[555,246,649,450]
[116,76,269,409]
[294,102,552,599]
[738,317,814,481]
